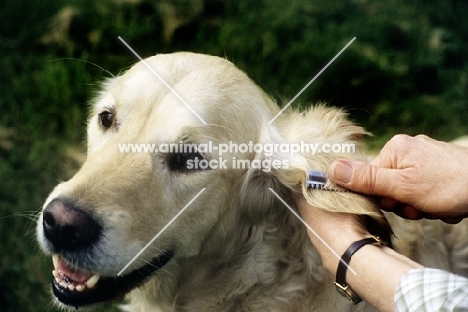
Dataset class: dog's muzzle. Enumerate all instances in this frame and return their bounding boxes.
[41,198,173,308]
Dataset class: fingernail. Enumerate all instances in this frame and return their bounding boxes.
[330,161,353,184]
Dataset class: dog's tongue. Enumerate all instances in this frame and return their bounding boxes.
[57,258,93,283]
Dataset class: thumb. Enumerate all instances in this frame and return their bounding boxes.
[328,160,396,197]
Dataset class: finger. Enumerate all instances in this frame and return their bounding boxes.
[399,205,424,220]
[380,197,404,211]
[328,159,403,198]
[441,218,463,224]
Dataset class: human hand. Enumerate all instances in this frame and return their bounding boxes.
[296,196,421,312]
[295,196,369,272]
[328,134,468,223]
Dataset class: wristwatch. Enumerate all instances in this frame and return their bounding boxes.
[334,235,386,304]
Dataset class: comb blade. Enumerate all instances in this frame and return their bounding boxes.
[306,170,328,189]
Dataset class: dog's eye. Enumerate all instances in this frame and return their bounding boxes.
[167,152,207,172]
[99,111,113,129]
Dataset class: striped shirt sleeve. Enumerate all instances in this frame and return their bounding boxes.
[394,267,468,312]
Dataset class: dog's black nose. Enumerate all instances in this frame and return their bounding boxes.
[42,198,101,251]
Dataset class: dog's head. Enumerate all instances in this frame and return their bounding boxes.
[37,52,389,309]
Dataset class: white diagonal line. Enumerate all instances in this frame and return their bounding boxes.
[118,36,207,125]
[117,188,206,276]
[268,188,357,276]
[268,37,356,124]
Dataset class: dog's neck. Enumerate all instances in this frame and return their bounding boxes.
[128,200,332,311]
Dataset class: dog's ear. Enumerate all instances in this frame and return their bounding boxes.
[239,168,287,223]
[237,123,297,223]
[272,105,392,240]
[237,128,300,222]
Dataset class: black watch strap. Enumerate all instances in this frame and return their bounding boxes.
[334,235,385,304]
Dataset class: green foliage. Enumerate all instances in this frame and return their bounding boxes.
[1,0,468,310]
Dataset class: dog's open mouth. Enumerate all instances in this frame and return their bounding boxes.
[51,252,173,308]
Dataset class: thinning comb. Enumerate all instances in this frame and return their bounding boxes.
[306,170,328,189]
[306,170,348,192]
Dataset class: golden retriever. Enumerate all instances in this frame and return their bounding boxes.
[37,52,468,311]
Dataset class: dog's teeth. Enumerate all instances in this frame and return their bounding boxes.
[55,277,60,284]
[76,284,85,292]
[68,284,75,291]
[52,270,59,278]
[86,274,100,289]
[59,281,68,289]
[52,255,59,269]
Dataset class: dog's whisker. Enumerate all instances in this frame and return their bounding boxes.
[8,210,39,220]
[50,58,115,78]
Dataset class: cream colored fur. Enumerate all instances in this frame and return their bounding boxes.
[38,52,468,311]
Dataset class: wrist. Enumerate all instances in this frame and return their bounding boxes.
[334,236,387,304]
[296,197,371,273]
[318,231,369,274]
